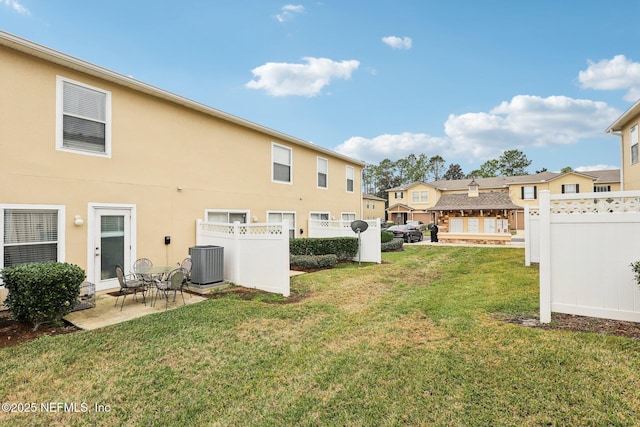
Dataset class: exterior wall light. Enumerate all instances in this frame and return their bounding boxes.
[74,215,84,226]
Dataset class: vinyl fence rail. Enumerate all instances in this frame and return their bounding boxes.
[538,190,640,323]
[195,220,290,297]
[308,219,381,264]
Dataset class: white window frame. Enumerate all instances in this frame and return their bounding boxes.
[317,157,328,189]
[563,184,578,194]
[1,204,66,279]
[412,191,419,203]
[341,212,356,222]
[56,76,112,158]
[272,143,293,184]
[310,212,330,221]
[594,185,611,192]
[395,192,404,199]
[205,209,250,223]
[449,218,463,233]
[421,191,428,202]
[346,166,354,193]
[522,186,536,200]
[267,211,297,238]
[632,124,639,165]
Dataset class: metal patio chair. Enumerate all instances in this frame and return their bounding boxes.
[152,268,186,310]
[114,265,147,310]
[179,257,192,296]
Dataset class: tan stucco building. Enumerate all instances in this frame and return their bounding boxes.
[386,170,620,244]
[0,31,364,290]
[607,100,640,190]
[362,193,386,221]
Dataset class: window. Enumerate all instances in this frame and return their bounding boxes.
[594,185,611,192]
[412,191,419,203]
[366,200,370,209]
[632,125,639,165]
[206,210,249,223]
[341,212,356,222]
[268,211,296,238]
[317,157,328,189]
[310,212,330,221]
[346,166,354,192]
[372,201,375,209]
[272,143,292,183]
[395,192,404,199]
[57,76,111,156]
[521,186,537,200]
[2,206,65,269]
[421,191,428,202]
[561,184,579,194]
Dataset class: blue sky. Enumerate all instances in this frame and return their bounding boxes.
[3,1,640,175]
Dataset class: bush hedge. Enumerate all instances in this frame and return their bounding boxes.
[290,254,338,270]
[1,262,86,330]
[381,238,404,252]
[290,237,358,261]
[381,231,394,243]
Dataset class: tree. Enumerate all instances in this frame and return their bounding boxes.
[535,167,548,174]
[497,149,531,176]
[560,166,573,173]
[443,163,465,180]
[467,159,499,178]
[428,155,446,181]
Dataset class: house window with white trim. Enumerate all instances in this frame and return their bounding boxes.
[421,191,428,202]
[395,192,404,199]
[561,184,579,194]
[57,76,111,157]
[346,166,354,192]
[272,143,292,184]
[206,210,249,223]
[2,206,65,268]
[268,211,296,238]
[317,157,328,189]
[412,191,419,203]
[594,185,611,192]
[341,212,356,222]
[521,186,537,200]
[632,125,639,165]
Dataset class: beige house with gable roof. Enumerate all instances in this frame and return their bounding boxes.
[0,31,364,291]
[386,169,620,244]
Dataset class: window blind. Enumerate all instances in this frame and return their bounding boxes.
[62,81,106,153]
[3,209,58,267]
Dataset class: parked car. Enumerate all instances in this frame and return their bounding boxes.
[387,225,424,243]
[406,221,427,231]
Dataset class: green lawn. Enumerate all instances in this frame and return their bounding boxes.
[1,246,639,426]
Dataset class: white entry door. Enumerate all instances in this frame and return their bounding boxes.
[92,207,133,291]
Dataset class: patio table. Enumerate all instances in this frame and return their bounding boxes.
[132,265,176,292]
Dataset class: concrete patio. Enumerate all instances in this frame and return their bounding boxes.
[64,288,208,330]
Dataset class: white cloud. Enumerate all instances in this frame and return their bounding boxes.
[335,133,449,164]
[578,55,640,101]
[1,0,29,14]
[276,4,304,22]
[382,36,412,50]
[575,164,618,172]
[335,95,620,165]
[246,57,360,97]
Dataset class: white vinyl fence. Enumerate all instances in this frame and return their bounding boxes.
[536,190,640,323]
[195,220,290,297]
[308,219,381,264]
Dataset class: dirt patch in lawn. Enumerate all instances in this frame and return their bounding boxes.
[497,312,640,340]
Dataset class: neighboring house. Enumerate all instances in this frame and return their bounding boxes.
[362,193,385,221]
[0,31,364,291]
[607,100,640,190]
[385,170,620,244]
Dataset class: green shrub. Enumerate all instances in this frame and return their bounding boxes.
[290,254,338,270]
[1,262,86,330]
[381,238,404,252]
[381,231,394,243]
[290,237,358,261]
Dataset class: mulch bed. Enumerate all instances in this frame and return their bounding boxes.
[0,310,80,349]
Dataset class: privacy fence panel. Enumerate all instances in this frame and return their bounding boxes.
[538,190,640,323]
[308,219,381,264]
[196,220,290,296]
